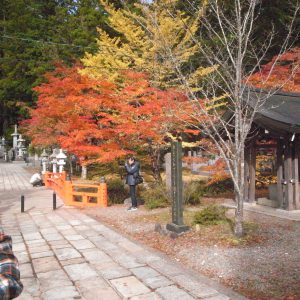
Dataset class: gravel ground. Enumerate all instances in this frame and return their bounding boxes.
[85,202,300,300]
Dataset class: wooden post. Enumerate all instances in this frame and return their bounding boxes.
[284,140,294,210]
[249,142,256,203]
[276,139,284,208]
[293,139,300,209]
[244,145,250,202]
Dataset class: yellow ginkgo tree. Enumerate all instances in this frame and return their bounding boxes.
[81,0,211,89]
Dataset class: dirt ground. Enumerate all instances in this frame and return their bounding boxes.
[85,200,300,300]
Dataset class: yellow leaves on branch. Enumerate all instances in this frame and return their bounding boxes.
[81,0,212,88]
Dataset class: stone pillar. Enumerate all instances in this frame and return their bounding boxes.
[164,152,172,189]
[166,140,189,234]
[284,141,294,210]
[292,139,300,210]
[248,143,256,203]
[276,139,284,208]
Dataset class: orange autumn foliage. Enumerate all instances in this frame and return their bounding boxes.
[247,47,300,92]
[23,64,197,165]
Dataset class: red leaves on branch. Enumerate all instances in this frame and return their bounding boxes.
[247,48,300,92]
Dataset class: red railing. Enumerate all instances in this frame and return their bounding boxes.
[44,172,107,208]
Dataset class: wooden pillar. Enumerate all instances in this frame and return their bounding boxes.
[249,142,256,203]
[293,139,300,210]
[244,145,250,202]
[276,139,284,208]
[284,140,294,210]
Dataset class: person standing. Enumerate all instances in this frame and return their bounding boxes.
[125,157,140,211]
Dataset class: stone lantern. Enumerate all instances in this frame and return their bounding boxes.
[17,135,26,159]
[56,149,67,173]
[11,125,19,149]
[41,149,49,174]
[50,149,58,173]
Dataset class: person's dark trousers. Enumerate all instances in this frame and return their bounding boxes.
[130,185,137,207]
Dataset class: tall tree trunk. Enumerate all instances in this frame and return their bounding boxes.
[234,191,244,237]
[151,148,162,182]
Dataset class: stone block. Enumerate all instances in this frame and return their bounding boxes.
[118,240,144,253]
[203,295,230,300]
[156,285,195,300]
[19,263,34,278]
[48,239,70,249]
[42,286,80,300]
[56,225,72,230]
[79,286,121,300]
[100,265,132,280]
[54,247,82,261]
[64,263,98,281]
[37,270,71,291]
[13,243,26,252]
[15,251,30,264]
[31,250,54,259]
[21,278,40,297]
[114,253,145,269]
[23,232,43,241]
[81,249,112,264]
[28,245,51,254]
[64,234,84,241]
[149,261,182,277]
[43,233,64,241]
[40,228,58,235]
[131,267,160,280]
[110,276,150,298]
[131,293,163,300]
[69,239,95,250]
[32,257,60,274]
[75,276,107,289]
[144,276,173,289]
[172,274,218,298]
[60,257,86,266]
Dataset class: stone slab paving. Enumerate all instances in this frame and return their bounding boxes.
[0,163,248,300]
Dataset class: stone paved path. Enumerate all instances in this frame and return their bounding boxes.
[0,162,247,300]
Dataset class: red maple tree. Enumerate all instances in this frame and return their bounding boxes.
[23,64,198,174]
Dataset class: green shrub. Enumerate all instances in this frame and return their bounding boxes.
[193,205,228,226]
[107,178,127,205]
[141,184,170,209]
[183,181,204,205]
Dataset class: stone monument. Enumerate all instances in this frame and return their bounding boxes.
[166,139,189,234]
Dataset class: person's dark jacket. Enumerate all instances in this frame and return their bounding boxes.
[125,161,140,186]
[0,233,23,300]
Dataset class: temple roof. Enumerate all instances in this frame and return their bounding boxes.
[248,88,300,135]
